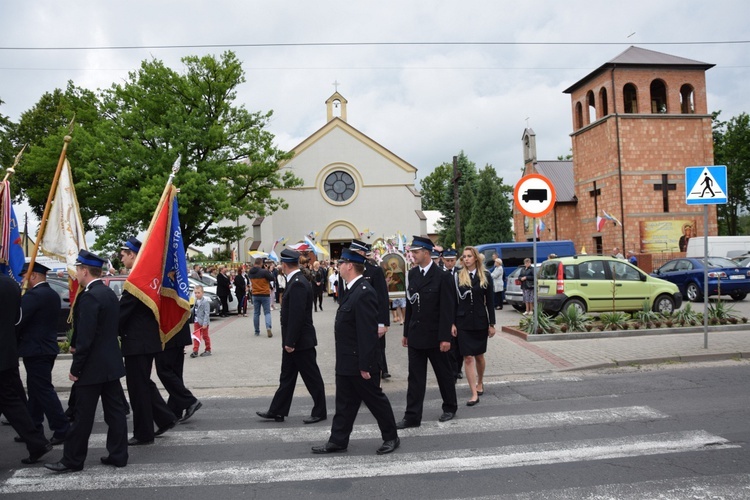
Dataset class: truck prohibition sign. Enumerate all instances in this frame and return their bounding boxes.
[522,189,548,203]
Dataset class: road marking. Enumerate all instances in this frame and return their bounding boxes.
[1,430,735,493]
[84,406,667,447]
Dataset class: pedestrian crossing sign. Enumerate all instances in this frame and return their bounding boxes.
[685,166,727,205]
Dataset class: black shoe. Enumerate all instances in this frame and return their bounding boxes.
[14,435,26,443]
[0,417,10,425]
[44,461,82,473]
[381,372,392,379]
[256,411,284,422]
[21,443,52,464]
[439,412,456,422]
[376,437,400,455]
[100,456,127,467]
[155,419,177,436]
[128,437,154,446]
[311,442,348,454]
[303,415,327,424]
[395,419,420,430]
[49,435,66,446]
[466,398,480,407]
[180,401,203,423]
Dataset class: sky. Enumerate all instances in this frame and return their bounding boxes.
[1,0,749,247]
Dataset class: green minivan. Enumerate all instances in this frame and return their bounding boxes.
[536,255,683,315]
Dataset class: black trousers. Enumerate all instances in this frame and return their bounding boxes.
[268,347,327,418]
[329,373,397,448]
[63,379,128,469]
[22,355,69,438]
[124,353,176,441]
[155,345,197,418]
[218,294,229,316]
[404,346,458,424]
[378,335,389,374]
[449,336,463,378]
[66,380,129,421]
[0,366,49,457]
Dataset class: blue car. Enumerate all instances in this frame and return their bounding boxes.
[651,256,750,302]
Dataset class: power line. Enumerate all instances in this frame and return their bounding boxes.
[1,40,749,51]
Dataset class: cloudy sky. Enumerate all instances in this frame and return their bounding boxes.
[1,0,749,241]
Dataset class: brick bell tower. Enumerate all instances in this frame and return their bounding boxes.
[563,46,716,257]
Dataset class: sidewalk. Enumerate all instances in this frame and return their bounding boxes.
[42,296,750,398]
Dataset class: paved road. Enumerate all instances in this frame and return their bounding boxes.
[2,363,749,498]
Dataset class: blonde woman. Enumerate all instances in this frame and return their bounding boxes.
[450,246,496,406]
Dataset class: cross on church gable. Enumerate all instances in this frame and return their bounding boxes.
[653,174,677,212]
[589,181,601,216]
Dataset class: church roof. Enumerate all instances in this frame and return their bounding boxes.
[563,46,714,94]
[534,160,576,203]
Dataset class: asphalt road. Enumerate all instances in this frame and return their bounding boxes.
[2,362,749,499]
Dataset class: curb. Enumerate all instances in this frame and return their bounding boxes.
[501,323,750,342]
[562,351,750,371]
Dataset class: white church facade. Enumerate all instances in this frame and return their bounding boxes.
[236,92,427,261]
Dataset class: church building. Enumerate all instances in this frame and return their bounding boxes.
[515,46,718,262]
[236,92,426,260]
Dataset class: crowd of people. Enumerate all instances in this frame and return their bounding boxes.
[2,234,513,468]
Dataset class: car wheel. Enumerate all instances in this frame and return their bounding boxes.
[653,294,676,314]
[512,304,526,312]
[562,298,586,315]
[685,282,702,302]
[730,291,747,301]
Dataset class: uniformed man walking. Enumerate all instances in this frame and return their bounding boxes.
[45,250,128,472]
[257,249,327,424]
[312,247,399,455]
[397,236,457,428]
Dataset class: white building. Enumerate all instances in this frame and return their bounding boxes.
[236,92,427,261]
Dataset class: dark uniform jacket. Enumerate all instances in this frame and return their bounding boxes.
[0,274,21,372]
[403,263,456,349]
[216,272,231,297]
[453,270,496,331]
[338,260,390,326]
[17,281,61,357]
[334,277,380,375]
[119,290,163,356]
[70,280,126,385]
[280,270,317,351]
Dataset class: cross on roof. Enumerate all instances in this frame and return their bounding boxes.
[332,80,340,92]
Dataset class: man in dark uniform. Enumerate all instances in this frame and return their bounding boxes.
[397,236,457,429]
[339,240,391,378]
[45,250,128,472]
[155,320,202,422]
[257,249,327,424]
[17,262,69,445]
[119,237,177,445]
[311,248,399,455]
[0,272,52,465]
[442,249,464,381]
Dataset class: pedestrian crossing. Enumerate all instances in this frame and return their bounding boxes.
[0,401,738,495]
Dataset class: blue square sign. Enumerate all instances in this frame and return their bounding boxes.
[685,166,727,205]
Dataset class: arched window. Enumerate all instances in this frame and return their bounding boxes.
[575,102,584,129]
[680,84,695,114]
[623,84,638,113]
[586,91,596,123]
[650,79,667,113]
[599,87,608,116]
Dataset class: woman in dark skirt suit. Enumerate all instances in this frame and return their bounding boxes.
[451,246,496,406]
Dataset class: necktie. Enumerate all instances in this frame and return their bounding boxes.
[421,269,425,276]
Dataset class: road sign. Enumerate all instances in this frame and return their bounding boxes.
[685,166,727,205]
[514,174,556,218]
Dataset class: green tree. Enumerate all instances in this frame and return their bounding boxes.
[437,151,477,248]
[13,52,302,252]
[713,111,750,235]
[419,163,451,210]
[464,165,513,245]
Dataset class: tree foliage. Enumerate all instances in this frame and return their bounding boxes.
[713,111,750,235]
[464,165,514,245]
[10,52,301,252]
[419,163,451,210]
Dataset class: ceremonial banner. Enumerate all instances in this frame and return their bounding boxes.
[124,185,191,344]
[0,181,24,282]
[39,159,87,278]
[638,220,697,254]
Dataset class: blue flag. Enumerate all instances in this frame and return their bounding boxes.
[0,182,24,282]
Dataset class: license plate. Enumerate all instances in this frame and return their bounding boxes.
[730,275,745,280]
[539,286,549,294]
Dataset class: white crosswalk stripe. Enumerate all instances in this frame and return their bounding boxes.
[0,430,736,493]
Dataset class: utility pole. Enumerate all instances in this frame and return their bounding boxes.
[452,155,462,248]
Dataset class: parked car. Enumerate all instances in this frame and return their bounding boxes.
[536,255,682,315]
[732,255,750,268]
[188,277,222,316]
[651,256,750,302]
[505,264,540,312]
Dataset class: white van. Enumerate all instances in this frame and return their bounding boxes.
[685,236,750,258]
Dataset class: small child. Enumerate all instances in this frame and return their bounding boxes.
[191,285,211,358]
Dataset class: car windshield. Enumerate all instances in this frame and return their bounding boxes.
[706,256,739,268]
[200,274,217,286]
